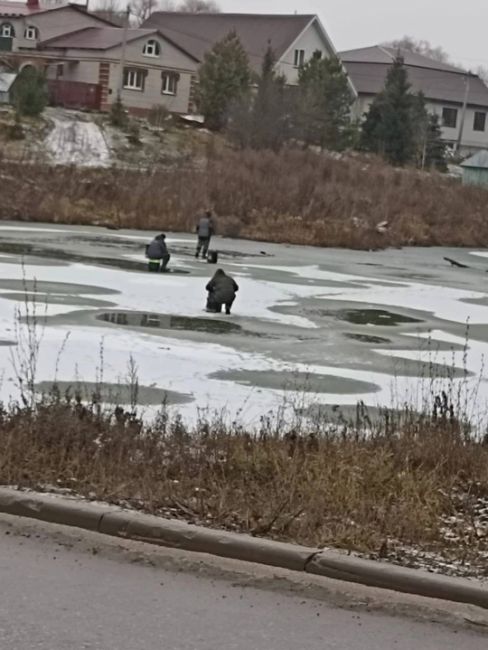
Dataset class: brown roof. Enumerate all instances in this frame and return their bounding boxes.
[0,2,117,25]
[142,12,315,69]
[0,0,43,16]
[40,26,157,50]
[341,46,488,108]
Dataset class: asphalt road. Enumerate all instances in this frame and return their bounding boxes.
[0,517,486,650]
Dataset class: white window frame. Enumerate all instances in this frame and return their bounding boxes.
[123,68,145,91]
[0,23,14,38]
[293,49,305,68]
[24,25,38,40]
[161,72,177,96]
[143,39,160,57]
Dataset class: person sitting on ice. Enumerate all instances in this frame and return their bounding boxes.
[205,268,239,315]
[145,234,170,272]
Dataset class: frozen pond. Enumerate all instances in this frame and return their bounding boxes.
[0,221,488,425]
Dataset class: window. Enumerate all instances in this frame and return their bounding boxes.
[143,39,160,57]
[56,63,64,78]
[293,49,305,67]
[474,111,486,132]
[24,25,38,40]
[442,107,458,129]
[123,68,146,91]
[0,22,15,38]
[161,71,178,95]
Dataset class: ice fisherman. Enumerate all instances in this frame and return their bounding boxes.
[146,233,170,272]
[206,269,239,315]
[195,210,214,259]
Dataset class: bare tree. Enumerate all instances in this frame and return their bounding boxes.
[92,0,127,26]
[130,0,162,25]
[383,36,450,63]
[176,0,220,12]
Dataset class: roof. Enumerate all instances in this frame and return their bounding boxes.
[0,0,44,16]
[340,45,488,108]
[0,71,16,92]
[0,2,117,26]
[40,26,158,50]
[461,150,488,169]
[142,12,316,69]
[340,46,466,74]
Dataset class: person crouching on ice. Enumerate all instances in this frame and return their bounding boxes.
[146,233,170,272]
[206,269,239,315]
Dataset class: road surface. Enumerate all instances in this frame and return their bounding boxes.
[0,515,486,650]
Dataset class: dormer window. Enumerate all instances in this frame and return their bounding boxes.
[143,39,160,57]
[24,26,39,40]
[0,23,15,38]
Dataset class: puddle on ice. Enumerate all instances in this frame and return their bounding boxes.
[1,292,116,309]
[336,309,423,327]
[344,333,392,344]
[35,380,193,406]
[97,311,244,335]
[210,369,380,395]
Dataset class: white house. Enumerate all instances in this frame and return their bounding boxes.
[142,12,349,87]
[340,45,488,155]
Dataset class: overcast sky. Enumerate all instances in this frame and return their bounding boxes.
[219,0,488,69]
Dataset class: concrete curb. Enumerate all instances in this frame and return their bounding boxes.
[0,487,486,609]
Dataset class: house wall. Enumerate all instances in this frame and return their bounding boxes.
[353,94,488,154]
[43,34,196,114]
[276,20,331,85]
[0,7,107,52]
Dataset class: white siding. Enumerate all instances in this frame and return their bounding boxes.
[1,8,108,52]
[276,20,333,84]
[45,34,196,113]
[353,95,488,154]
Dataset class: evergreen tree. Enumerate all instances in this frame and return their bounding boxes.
[424,113,447,171]
[361,58,416,165]
[227,46,291,150]
[251,46,289,150]
[296,52,354,150]
[13,67,48,118]
[197,30,251,130]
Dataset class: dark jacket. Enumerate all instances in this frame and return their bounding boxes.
[197,216,214,238]
[146,237,168,259]
[206,272,238,303]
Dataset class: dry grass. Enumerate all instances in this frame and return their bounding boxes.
[1,393,487,572]
[2,149,488,248]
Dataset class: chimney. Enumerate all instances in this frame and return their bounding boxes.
[27,0,40,9]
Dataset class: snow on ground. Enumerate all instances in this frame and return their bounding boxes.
[232,263,486,324]
[45,115,111,167]
[2,253,488,424]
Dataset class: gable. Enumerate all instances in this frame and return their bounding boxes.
[142,12,315,71]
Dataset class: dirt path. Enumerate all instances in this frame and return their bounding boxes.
[45,110,111,167]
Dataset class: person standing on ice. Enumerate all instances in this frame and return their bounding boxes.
[205,269,239,315]
[146,234,170,272]
[195,209,214,259]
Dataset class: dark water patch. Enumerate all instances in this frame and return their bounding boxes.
[97,310,243,335]
[0,292,116,308]
[210,369,380,395]
[344,332,391,344]
[0,241,190,274]
[0,279,119,296]
[35,380,193,406]
[336,309,423,327]
[0,339,15,346]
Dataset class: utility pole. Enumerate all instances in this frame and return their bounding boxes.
[455,73,471,154]
[117,5,131,101]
